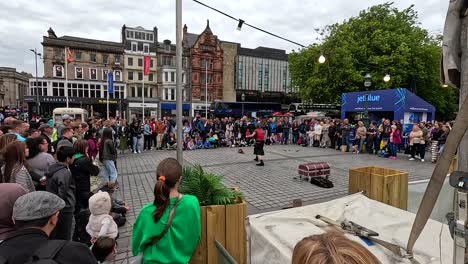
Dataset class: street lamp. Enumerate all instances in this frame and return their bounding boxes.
[364,73,372,88]
[241,93,245,117]
[363,73,372,125]
[30,48,41,116]
[318,50,326,64]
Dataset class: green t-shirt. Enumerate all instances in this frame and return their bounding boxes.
[132,195,201,264]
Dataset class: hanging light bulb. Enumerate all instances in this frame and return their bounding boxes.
[383,73,390,82]
[442,84,448,87]
[318,50,326,64]
[237,19,245,31]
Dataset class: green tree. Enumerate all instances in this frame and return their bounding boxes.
[289,2,457,119]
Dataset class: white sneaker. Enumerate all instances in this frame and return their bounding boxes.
[138,150,141,154]
[421,159,425,162]
[409,158,415,161]
[133,151,137,154]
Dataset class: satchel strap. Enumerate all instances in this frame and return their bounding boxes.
[144,194,182,248]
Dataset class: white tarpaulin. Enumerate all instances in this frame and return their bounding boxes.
[247,194,452,264]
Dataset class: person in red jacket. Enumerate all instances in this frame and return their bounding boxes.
[389,124,401,159]
[247,122,265,166]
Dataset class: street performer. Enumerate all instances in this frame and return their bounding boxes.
[247,122,265,166]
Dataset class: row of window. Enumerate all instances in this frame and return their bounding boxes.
[55,49,121,65]
[128,72,154,82]
[126,30,154,41]
[163,71,186,83]
[127,57,154,67]
[128,86,189,101]
[237,62,289,91]
[52,65,122,82]
[29,82,124,99]
[130,42,150,54]
[160,55,188,68]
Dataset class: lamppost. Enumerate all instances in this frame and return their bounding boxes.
[363,73,372,125]
[30,48,41,116]
[241,93,245,117]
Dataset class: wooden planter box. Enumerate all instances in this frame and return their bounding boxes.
[189,191,247,264]
[349,166,408,210]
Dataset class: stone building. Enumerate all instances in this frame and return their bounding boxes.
[0,67,30,113]
[184,21,224,116]
[236,46,297,104]
[25,28,126,118]
[122,25,159,118]
[220,41,238,102]
[157,39,191,117]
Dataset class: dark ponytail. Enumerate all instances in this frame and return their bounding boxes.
[153,158,182,222]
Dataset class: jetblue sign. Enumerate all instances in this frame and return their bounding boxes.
[357,94,380,104]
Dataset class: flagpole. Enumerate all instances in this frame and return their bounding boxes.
[107,80,110,120]
[65,47,69,108]
[205,62,208,119]
[142,73,145,118]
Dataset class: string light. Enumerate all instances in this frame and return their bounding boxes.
[318,50,326,64]
[383,73,390,82]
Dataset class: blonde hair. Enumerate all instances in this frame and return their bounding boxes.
[292,232,380,264]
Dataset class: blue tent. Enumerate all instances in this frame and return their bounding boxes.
[341,88,435,132]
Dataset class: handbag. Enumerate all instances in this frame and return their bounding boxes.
[131,194,182,264]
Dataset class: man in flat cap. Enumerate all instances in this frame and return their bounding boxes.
[0,191,96,263]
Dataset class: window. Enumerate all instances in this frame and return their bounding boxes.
[200,59,206,68]
[164,72,169,82]
[264,64,269,90]
[164,88,175,101]
[53,65,64,78]
[138,58,143,67]
[237,62,243,89]
[182,57,187,68]
[131,42,137,52]
[163,56,172,66]
[89,68,97,80]
[138,72,143,81]
[128,71,134,80]
[75,67,83,79]
[102,69,109,81]
[282,66,287,91]
[114,70,121,81]
[75,51,82,60]
[143,44,149,54]
[115,55,121,65]
[149,74,153,81]
[150,59,154,68]
[128,57,133,66]
[149,34,153,41]
[182,73,185,83]
[90,53,96,62]
[103,54,108,64]
[258,64,263,87]
[171,72,175,82]
[126,31,130,38]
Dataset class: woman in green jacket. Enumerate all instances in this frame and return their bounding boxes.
[132,158,201,264]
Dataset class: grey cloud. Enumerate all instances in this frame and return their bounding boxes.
[0,0,448,76]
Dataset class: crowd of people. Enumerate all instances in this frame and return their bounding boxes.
[0,113,451,263]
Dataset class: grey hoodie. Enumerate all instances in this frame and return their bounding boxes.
[46,163,76,213]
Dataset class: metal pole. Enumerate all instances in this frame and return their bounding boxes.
[34,49,40,116]
[142,73,145,118]
[176,0,183,165]
[107,75,109,120]
[205,62,208,119]
[65,47,69,108]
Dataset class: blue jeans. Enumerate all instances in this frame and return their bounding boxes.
[282,131,289,144]
[342,136,350,151]
[389,143,397,157]
[133,136,140,152]
[102,160,118,183]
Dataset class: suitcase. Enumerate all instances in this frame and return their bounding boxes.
[298,162,331,180]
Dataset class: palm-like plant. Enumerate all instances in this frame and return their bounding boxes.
[180,165,243,206]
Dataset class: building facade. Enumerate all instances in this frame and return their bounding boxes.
[0,67,30,113]
[184,21,224,116]
[220,41,238,102]
[236,46,298,104]
[122,25,159,118]
[26,28,126,118]
[157,39,191,117]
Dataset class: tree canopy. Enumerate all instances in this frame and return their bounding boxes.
[289,3,457,119]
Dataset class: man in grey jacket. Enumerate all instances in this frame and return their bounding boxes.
[46,146,76,240]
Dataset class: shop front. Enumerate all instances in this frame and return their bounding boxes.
[160,102,190,117]
[341,88,435,133]
[128,102,159,119]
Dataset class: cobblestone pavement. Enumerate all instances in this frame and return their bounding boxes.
[112,144,435,263]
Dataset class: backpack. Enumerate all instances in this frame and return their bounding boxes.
[24,240,68,264]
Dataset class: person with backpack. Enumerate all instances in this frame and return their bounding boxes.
[0,191,97,264]
[132,158,200,263]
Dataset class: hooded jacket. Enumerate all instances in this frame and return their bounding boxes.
[86,192,118,239]
[46,163,76,213]
[0,183,27,241]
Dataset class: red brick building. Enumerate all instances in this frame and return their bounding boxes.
[184,20,223,103]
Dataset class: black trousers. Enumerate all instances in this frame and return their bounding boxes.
[144,135,151,150]
[51,210,74,240]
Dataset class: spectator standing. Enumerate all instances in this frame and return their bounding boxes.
[132,158,200,264]
[155,119,166,150]
[38,123,54,154]
[56,127,74,151]
[340,119,351,152]
[353,121,367,153]
[282,118,291,145]
[143,119,152,151]
[409,124,424,162]
[46,146,76,240]
[85,128,99,160]
[26,137,55,187]
[0,191,97,264]
[99,128,118,189]
[389,124,402,159]
[366,121,378,154]
[130,120,142,154]
[57,114,72,139]
[430,123,443,163]
[1,141,35,192]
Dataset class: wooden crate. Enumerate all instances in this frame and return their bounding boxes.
[349,166,408,210]
[190,190,246,264]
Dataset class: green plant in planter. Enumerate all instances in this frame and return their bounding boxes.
[180,165,243,206]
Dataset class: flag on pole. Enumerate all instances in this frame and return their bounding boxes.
[144,56,151,75]
[66,48,74,63]
[108,72,114,95]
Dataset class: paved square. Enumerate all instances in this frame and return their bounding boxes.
[113,145,435,263]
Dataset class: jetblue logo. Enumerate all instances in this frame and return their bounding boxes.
[357,94,380,103]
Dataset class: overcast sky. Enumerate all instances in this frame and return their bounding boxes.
[0,0,447,76]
